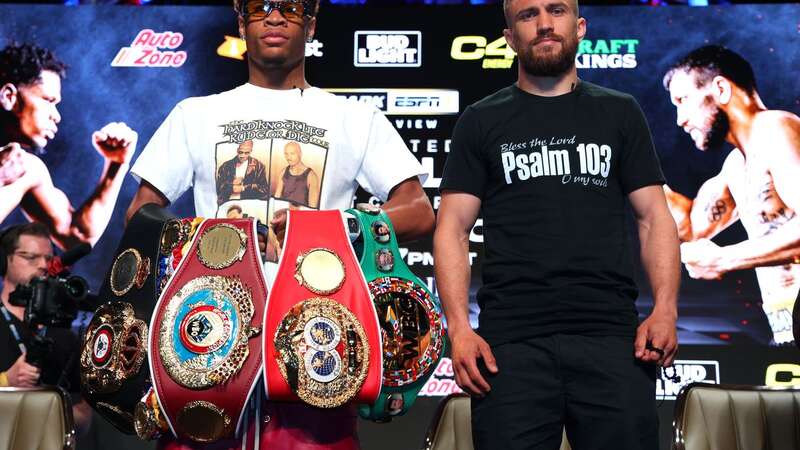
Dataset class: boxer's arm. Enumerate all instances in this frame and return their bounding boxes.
[434,191,497,395]
[382,176,434,243]
[629,185,680,366]
[0,170,39,221]
[126,179,170,225]
[665,159,738,242]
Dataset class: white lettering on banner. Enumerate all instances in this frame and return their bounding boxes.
[396,120,440,130]
[398,248,478,266]
[408,139,451,153]
[326,89,458,116]
[765,364,800,387]
[421,157,441,189]
[656,360,720,400]
[469,219,483,244]
[354,31,422,67]
[112,29,187,68]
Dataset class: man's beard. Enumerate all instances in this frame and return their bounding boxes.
[700,104,730,150]
[517,33,579,77]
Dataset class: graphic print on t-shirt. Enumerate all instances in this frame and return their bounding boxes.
[214,119,330,262]
[500,135,613,188]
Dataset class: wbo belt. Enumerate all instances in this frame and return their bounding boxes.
[80,203,176,435]
[346,204,446,422]
[263,210,382,408]
[147,218,267,443]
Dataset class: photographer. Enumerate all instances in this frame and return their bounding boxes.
[0,222,91,433]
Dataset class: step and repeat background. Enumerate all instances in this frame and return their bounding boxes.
[1,3,799,449]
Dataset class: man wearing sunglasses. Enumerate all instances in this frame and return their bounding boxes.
[127,0,434,448]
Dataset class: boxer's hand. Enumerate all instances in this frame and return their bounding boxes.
[6,353,41,387]
[681,239,727,280]
[93,122,137,164]
[635,313,677,367]
[270,208,288,244]
[0,143,26,186]
[449,328,498,397]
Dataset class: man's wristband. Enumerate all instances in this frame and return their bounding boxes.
[0,371,9,387]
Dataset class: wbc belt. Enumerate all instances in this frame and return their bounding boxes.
[80,203,176,435]
[346,205,446,422]
[148,218,267,442]
[264,210,382,408]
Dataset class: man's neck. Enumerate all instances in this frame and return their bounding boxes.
[0,284,24,321]
[247,59,309,91]
[517,67,579,97]
[726,92,767,154]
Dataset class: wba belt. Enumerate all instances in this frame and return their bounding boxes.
[347,204,446,422]
[80,204,176,434]
[263,210,382,408]
[148,218,267,442]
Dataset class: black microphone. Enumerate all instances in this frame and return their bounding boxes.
[48,243,92,276]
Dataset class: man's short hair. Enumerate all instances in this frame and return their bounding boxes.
[1,222,51,264]
[0,43,67,88]
[503,0,579,26]
[663,45,757,95]
[227,204,243,214]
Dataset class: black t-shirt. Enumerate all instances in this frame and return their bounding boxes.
[0,307,82,395]
[440,81,664,345]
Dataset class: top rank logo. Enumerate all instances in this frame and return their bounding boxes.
[354,31,421,67]
[112,29,187,68]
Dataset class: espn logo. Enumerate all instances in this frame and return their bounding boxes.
[354,31,422,67]
[326,89,458,115]
[657,360,720,400]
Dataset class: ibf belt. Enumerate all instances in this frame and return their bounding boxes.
[347,205,446,422]
[264,210,382,408]
[80,203,175,434]
[149,219,267,443]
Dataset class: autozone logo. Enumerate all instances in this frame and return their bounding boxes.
[325,89,458,115]
[353,31,421,67]
[111,29,187,68]
[657,360,720,400]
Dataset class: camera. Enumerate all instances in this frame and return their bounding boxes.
[8,274,94,368]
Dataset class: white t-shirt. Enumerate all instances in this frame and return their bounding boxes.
[132,83,426,221]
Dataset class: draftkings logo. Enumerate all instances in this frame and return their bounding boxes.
[111,29,187,68]
[576,39,638,69]
[765,363,800,387]
[657,360,720,401]
[450,35,638,70]
[353,31,422,67]
[325,88,458,115]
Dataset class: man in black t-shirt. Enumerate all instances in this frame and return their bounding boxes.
[433,0,680,449]
[0,222,91,433]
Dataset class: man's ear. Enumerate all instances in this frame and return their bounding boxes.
[0,83,18,112]
[503,28,516,53]
[306,17,317,43]
[238,15,246,40]
[712,76,733,105]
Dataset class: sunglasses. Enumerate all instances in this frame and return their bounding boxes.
[240,0,316,22]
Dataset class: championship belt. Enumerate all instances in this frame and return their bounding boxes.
[148,218,267,442]
[80,204,176,434]
[346,205,446,422]
[264,210,382,408]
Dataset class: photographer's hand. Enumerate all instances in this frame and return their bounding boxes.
[7,353,40,387]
